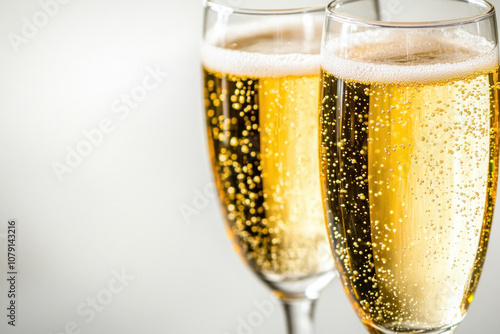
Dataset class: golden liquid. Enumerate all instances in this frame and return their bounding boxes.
[204,68,333,280]
[320,53,499,330]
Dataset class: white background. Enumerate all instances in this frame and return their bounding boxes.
[0,0,498,333]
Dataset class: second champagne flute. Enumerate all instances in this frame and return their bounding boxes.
[320,0,499,333]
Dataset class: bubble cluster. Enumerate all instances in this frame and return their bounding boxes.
[204,63,333,280]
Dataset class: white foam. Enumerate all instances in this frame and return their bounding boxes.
[201,17,322,77]
[321,31,499,84]
[202,44,320,77]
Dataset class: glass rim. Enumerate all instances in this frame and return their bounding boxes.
[326,0,496,28]
[204,0,327,15]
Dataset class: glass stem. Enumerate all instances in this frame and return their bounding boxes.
[374,0,381,20]
[281,298,317,334]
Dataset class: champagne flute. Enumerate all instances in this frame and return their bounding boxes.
[202,1,336,333]
[319,0,499,333]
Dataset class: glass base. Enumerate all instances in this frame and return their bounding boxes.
[365,323,459,334]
